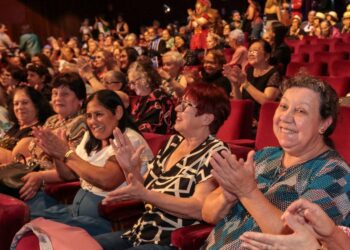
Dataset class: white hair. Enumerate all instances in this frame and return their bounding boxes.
[229,29,245,45]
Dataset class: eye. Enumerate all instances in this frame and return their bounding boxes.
[295,108,306,114]
[278,103,288,110]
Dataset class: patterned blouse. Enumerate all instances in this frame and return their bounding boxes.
[205,147,350,250]
[0,123,38,150]
[123,134,229,246]
[131,88,175,135]
[28,111,87,169]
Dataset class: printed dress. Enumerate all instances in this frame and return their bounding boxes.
[205,147,350,250]
[123,134,229,246]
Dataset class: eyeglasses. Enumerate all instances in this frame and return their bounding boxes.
[179,99,197,111]
[102,79,121,85]
[128,77,144,86]
[248,50,259,55]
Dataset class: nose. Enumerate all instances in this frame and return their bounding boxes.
[175,103,183,112]
[279,108,293,122]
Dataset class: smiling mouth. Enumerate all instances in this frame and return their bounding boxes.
[280,127,297,134]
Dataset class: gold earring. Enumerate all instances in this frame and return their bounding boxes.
[319,128,325,134]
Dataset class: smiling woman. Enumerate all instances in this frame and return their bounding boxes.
[26,89,153,236]
[202,74,350,249]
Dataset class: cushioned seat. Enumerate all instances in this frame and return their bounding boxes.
[0,194,30,250]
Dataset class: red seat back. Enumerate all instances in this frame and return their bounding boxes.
[0,194,30,250]
[331,42,350,53]
[286,62,326,77]
[142,132,171,155]
[331,105,350,164]
[216,99,254,141]
[329,60,350,77]
[255,102,279,150]
[317,76,350,97]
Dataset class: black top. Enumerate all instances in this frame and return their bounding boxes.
[201,70,232,97]
[242,66,280,119]
[270,43,291,76]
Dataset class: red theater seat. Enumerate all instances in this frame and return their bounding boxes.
[216,99,254,142]
[286,62,326,77]
[329,60,350,77]
[0,194,30,250]
[317,76,350,97]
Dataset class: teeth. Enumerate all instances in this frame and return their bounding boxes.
[280,127,295,134]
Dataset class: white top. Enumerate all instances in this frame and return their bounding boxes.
[76,128,153,197]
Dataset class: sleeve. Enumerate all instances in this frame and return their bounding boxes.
[266,70,281,88]
[301,163,350,226]
[66,115,87,148]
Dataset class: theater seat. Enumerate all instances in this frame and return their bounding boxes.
[329,60,350,77]
[317,76,350,97]
[331,105,350,164]
[0,194,30,250]
[286,62,326,77]
[142,132,171,156]
[216,99,254,142]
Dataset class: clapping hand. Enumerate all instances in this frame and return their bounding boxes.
[32,127,69,161]
[110,127,145,178]
[102,173,147,204]
[223,64,246,87]
[210,150,257,199]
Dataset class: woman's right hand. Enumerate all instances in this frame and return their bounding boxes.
[111,128,145,175]
[223,64,245,87]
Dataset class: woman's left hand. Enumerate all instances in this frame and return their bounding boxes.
[32,127,69,161]
[19,172,43,201]
[102,173,147,204]
[210,150,257,198]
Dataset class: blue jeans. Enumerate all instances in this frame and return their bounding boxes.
[94,231,176,250]
[27,189,112,236]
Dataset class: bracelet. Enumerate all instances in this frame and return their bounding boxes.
[63,149,74,163]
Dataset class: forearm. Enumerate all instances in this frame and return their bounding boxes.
[39,169,65,183]
[143,189,204,220]
[323,227,350,250]
[240,188,284,234]
[231,84,242,99]
[202,188,237,224]
[54,159,79,181]
[65,153,125,190]
[243,82,274,105]
[87,75,106,91]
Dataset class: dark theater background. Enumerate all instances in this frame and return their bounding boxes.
[0,0,250,43]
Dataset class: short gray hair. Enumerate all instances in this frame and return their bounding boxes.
[229,29,245,45]
[162,51,185,67]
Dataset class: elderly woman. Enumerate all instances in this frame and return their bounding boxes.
[158,51,187,98]
[225,29,248,69]
[128,56,176,134]
[224,39,280,120]
[241,199,350,250]
[0,86,52,164]
[202,74,350,249]
[13,72,87,200]
[95,83,231,250]
[26,89,153,236]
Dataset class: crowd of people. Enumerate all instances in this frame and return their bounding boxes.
[1,0,350,249]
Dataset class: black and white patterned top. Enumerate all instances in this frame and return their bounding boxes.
[123,134,229,246]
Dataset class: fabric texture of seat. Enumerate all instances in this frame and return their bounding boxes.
[329,60,350,77]
[0,194,30,250]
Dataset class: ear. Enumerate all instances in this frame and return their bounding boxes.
[115,105,124,120]
[201,113,214,127]
[319,116,333,134]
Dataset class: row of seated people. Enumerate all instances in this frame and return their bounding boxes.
[1,73,350,249]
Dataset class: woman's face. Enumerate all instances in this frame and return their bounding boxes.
[247,42,268,66]
[42,48,52,58]
[27,71,43,89]
[206,36,217,49]
[128,72,150,96]
[174,96,202,134]
[105,36,113,46]
[162,56,180,77]
[203,53,220,75]
[1,69,15,88]
[118,50,129,70]
[223,25,231,36]
[51,86,82,119]
[174,36,185,48]
[92,51,106,69]
[273,87,331,156]
[13,89,38,126]
[31,56,42,66]
[102,73,123,92]
[86,97,122,144]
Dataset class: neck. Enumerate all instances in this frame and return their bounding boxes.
[19,119,39,129]
[283,142,329,168]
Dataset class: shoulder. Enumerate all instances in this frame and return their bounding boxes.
[254,147,283,163]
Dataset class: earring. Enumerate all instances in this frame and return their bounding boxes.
[319,128,325,134]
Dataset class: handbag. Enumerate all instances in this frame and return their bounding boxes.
[0,154,40,189]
